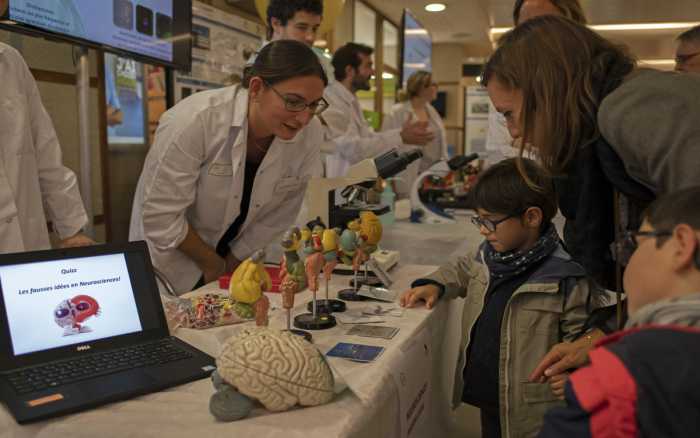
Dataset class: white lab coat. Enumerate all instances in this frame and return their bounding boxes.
[382,101,448,197]
[322,81,402,178]
[0,43,87,253]
[129,85,321,294]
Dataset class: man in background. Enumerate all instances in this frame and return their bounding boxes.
[675,24,700,73]
[323,43,433,178]
[264,0,334,81]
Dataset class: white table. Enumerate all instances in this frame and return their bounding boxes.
[1,264,462,438]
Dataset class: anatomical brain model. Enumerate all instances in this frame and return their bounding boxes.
[209,328,334,421]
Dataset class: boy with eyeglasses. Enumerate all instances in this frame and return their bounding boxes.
[539,186,700,437]
[400,158,604,438]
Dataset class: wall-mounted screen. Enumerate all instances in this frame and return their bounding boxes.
[1,0,191,69]
[400,9,432,88]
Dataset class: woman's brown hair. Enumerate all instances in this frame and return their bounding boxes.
[513,0,587,25]
[243,40,328,89]
[482,15,635,175]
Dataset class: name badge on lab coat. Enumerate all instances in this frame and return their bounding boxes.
[209,163,233,176]
[275,176,305,193]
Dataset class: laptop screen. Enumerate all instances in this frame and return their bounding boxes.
[0,253,143,356]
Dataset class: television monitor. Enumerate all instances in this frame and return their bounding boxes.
[433,91,447,118]
[0,0,191,70]
[400,9,432,89]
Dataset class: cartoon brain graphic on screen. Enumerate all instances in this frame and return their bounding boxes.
[53,295,101,336]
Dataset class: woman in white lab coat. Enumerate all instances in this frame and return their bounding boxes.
[382,71,448,197]
[0,43,92,254]
[129,40,328,294]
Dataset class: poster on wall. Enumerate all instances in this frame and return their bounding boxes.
[173,1,264,103]
[105,52,146,144]
[463,86,489,157]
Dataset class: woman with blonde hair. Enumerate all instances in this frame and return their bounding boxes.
[482,15,700,286]
[382,70,448,197]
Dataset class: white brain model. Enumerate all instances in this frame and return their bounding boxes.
[217,328,334,412]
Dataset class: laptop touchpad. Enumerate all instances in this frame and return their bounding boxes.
[82,370,156,398]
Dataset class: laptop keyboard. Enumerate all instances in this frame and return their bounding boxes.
[5,339,193,395]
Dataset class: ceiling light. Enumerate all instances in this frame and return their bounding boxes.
[382,72,394,79]
[425,3,446,12]
[591,22,700,31]
[639,59,675,65]
[405,29,429,35]
[490,21,700,38]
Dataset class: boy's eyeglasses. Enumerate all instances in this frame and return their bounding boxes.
[615,229,700,268]
[470,214,518,233]
[614,230,672,266]
[264,80,329,115]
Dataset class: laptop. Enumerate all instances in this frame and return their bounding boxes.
[0,241,215,424]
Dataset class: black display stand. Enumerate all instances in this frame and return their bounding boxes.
[307,299,346,314]
[294,313,336,330]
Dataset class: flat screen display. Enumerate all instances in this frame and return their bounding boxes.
[0,253,143,356]
[2,0,191,69]
[401,9,432,88]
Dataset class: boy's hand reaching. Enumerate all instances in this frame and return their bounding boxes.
[548,373,569,400]
[400,285,440,309]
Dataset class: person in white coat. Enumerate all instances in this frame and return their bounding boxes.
[0,42,92,254]
[322,43,434,178]
[382,71,448,198]
[129,40,328,294]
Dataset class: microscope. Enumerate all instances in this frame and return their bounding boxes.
[305,148,423,230]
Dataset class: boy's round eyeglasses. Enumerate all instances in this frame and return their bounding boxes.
[614,230,671,266]
[614,229,700,268]
[470,214,518,233]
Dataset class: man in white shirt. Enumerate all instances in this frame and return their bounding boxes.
[675,25,700,73]
[323,43,433,178]
[262,0,334,83]
[0,42,93,253]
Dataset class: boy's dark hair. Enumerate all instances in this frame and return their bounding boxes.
[332,43,373,82]
[677,24,700,44]
[644,186,700,231]
[266,0,323,40]
[242,40,328,88]
[512,0,587,25]
[644,186,700,269]
[470,158,557,229]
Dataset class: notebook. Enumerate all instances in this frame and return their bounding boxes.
[0,241,215,424]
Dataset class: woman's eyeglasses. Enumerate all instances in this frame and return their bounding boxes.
[675,51,700,65]
[264,80,329,115]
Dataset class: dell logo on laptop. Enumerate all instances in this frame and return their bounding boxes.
[76,345,91,352]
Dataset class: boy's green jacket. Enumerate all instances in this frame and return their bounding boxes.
[425,242,611,438]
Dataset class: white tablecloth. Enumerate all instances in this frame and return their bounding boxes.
[1,264,465,438]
